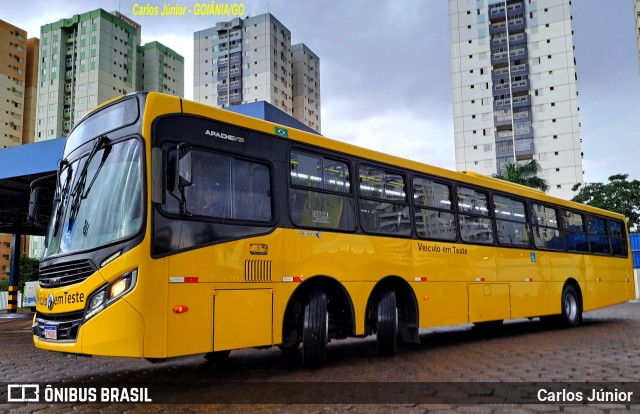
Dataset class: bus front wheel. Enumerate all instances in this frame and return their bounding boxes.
[377,289,398,357]
[302,289,328,368]
[561,285,582,327]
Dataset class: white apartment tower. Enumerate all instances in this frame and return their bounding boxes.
[194,13,321,132]
[36,9,184,141]
[449,0,583,199]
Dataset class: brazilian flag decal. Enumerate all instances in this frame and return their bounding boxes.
[275,127,289,137]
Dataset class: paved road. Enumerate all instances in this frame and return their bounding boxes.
[2,302,640,412]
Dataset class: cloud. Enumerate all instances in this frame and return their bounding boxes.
[323,102,455,171]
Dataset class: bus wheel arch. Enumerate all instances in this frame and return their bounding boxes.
[366,276,420,351]
[281,275,355,353]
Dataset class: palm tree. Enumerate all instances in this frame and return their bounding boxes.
[492,160,549,192]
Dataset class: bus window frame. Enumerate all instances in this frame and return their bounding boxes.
[586,215,611,256]
[411,174,457,242]
[288,147,357,233]
[607,218,629,257]
[455,184,495,246]
[157,142,278,227]
[529,201,564,251]
[357,162,412,237]
[560,209,590,254]
[492,192,532,248]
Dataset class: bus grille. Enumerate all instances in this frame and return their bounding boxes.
[39,260,97,288]
[244,260,272,282]
[33,310,85,341]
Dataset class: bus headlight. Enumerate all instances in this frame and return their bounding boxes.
[85,269,137,321]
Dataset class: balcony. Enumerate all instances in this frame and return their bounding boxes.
[217,70,228,80]
[515,139,535,159]
[494,113,513,128]
[490,21,507,35]
[512,94,530,109]
[508,31,527,47]
[491,63,529,82]
[488,5,506,22]
[508,17,526,33]
[229,92,242,103]
[217,80,240,92]
[510,79,530,94]
[229,43,241,54]
[495,129,514,143]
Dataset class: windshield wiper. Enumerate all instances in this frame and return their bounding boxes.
[67,135,110,230]
[50,159,72,237]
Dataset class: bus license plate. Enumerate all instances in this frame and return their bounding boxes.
[44,326,57,340]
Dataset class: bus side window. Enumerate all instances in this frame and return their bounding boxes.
[587,216,609,254]
[494,194,529,247]
[359,166,410,236]
[457,187,493,244]
[531,203,562,250]
[413,177,455,241]
[609,220,628,256]
[289,150,355,231]
[561,210,589,252]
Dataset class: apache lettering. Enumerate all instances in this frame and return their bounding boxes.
[205,129,245,143]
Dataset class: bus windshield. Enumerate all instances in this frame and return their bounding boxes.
[43,138,143,258]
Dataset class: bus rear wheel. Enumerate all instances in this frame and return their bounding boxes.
[377,289,398,357]
[561,285,582,327]
[302,289,328,368]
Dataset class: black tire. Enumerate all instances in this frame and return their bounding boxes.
[302,289,328,368]
[560,285,582,327]
[377,289,398,357]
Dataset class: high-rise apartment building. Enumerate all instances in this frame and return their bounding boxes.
[291,43,321,132]
[449,0,583,199]
[36,9,184,141]
[137,41,184,96]
[23,38,39,144]
[194,13,321,132]
[0,20,27,148]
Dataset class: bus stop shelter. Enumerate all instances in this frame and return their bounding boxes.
[0,138,65,312]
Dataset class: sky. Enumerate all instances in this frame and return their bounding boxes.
[5,0,640,188]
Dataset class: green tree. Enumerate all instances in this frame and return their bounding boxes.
[571,174,640,231]
[492,160,550,192]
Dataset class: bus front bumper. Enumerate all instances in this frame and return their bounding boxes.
[33,298,144,358]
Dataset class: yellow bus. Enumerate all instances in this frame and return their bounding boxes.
[32,92,635,368]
